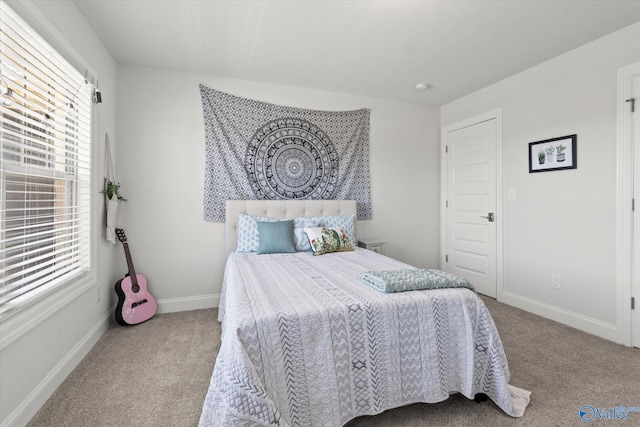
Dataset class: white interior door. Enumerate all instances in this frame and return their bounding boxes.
[445,119,497,298]
[632,74,640,348]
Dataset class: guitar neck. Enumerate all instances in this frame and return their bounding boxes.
[122,242,138,285]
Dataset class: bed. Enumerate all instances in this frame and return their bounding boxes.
[199,200,530,426]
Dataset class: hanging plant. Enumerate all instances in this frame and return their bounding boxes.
[103,179,127,201]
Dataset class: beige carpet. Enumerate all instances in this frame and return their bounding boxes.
[27,309,220,427]
[28,297,640,427]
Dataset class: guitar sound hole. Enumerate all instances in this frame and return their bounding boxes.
[132,299,148,308]
[132,285,140,293]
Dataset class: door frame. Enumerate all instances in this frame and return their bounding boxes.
[440,109,503,301]
[616,61,640,347]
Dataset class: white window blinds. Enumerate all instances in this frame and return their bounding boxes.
[0,1,92,312]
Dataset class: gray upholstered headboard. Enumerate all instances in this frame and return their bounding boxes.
[225,200,357,256]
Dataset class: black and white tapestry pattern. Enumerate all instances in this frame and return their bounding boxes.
[199,250,531,426]
[200,85,372,222]
[246,118,340,201]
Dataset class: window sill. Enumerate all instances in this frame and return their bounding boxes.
[0,275,96,351]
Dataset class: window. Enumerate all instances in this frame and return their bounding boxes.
[0,2,92,316]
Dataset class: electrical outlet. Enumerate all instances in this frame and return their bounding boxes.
[551,274,561,290]
[96,284,101,303]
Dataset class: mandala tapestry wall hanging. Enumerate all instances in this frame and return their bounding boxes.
[200,85,372,222]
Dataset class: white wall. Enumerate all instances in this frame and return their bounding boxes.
[0,1,118,426]
[116,65,441,310]
[441,22,640,342]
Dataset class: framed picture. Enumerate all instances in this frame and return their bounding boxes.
[529,134,577,173]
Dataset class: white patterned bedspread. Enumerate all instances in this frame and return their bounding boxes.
[199,248,530,426]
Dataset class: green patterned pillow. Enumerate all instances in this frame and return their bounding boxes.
[324,215,356,247]
[303,227,354,256]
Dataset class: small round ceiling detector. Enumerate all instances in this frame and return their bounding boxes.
[415,82,430,91]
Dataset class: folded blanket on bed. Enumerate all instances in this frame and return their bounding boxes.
[361,268,476,293]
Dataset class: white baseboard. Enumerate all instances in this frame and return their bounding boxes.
[500,291,620,343]
[156,293,220,314]
[1,308,113,427]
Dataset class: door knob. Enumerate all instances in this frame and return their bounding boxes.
[481,213,495,222]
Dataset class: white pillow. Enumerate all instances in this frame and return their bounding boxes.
[293,217,323,251]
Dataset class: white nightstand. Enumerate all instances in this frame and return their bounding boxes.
[357,239,386,255]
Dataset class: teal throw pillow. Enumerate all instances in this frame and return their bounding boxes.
[256,220,296,255]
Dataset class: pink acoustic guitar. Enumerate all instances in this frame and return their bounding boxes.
[114,228,157,326]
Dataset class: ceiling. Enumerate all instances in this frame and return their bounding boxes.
[73,0,640,106]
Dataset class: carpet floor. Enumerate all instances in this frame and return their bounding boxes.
[27,296,640,427]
